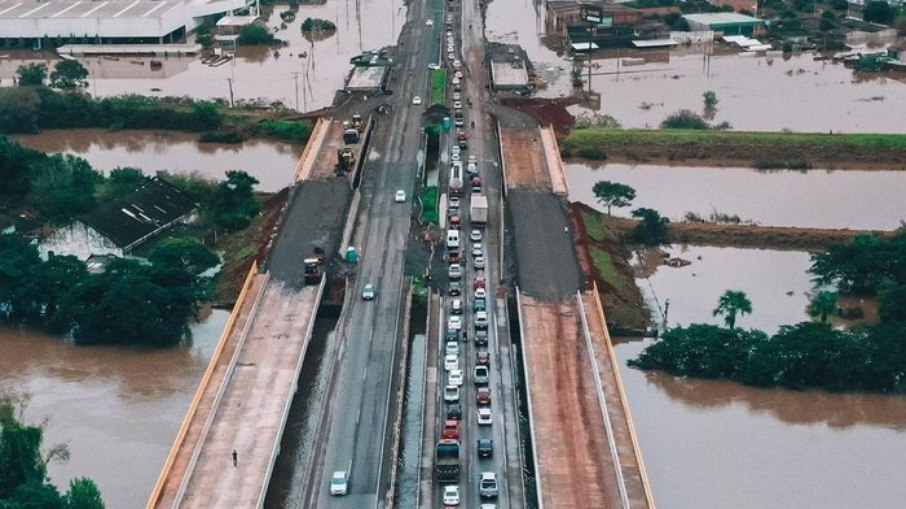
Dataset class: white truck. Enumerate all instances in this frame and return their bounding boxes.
[470,194,488,226]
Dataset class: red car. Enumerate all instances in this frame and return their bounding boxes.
[448,251,461,264]
[442,419,460,440]
[471,176,482,187]
[476,387,492,405]
[476,350,490,366]
[450,214,461,229]
[474,277,486,290]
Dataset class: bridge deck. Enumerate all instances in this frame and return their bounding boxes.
[150,278,322,508]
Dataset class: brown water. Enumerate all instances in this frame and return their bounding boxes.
[0,310,227,509]
[11,129,302,193]
[0,3,405,111]
[620,245,906,508]
[567,162,906,230]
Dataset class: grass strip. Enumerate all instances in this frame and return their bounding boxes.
[430,69,447,106]
[421,186,439,225]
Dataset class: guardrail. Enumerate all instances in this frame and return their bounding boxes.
[514,289,543,509]
[293,117,329,183]
[385,281,415,507]
[145,261,260,509]
[591,283,657,509]
[576,291,631,509]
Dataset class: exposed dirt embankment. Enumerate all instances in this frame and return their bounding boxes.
[500,97,578,135]
[560,129,906,170]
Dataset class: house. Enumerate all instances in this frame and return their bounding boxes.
[683,13,766,36]
[546,1,644,50]
[889,45,906,64]
[40,177,196,261]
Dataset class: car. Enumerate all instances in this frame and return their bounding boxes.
[362,284,376,300]
[445,329,460,343]
[477,387,491,405]
[477,407,493,425]
[395,189,406,202]
[473,256,485,269]
[442,419,460,439]
[451,298,463,315]
[443,485,460,506]
[330,471,348,496]
[444,354,459,371]
[475,311,489,329]
[466,162,478,175]
[474,288,487,300]
[457,130,469,141]
[444,385,460,402]
[455,70,463,79]
[452,77,460,85]
[479,472,499,498]
[480,505,497,509]
[426,18,434,26]
[474,329,488,345]
[455,118,465,127]
[453,92,461,101]
[470,229,483,242]
[448,52,455,60]
[448,264,462,280]
[472,244,484,258]
[471,176,482,187]
[468,155,477,164]
[449,368,464,386]
[447,403,462,420]
[448,315,462,331]
[474,298,487,312]
[412,96,422,105]
[454,110,463,119]
[445,340,460,355]
[449,214,462,229]
[451,153,460,162]
[477,438,494,458]
[449,196,460,209]
[453,101,462,109]
[476,350,490,366]
[448,281,462,296]
[448,250,461,264]
[474,276,486,289]
[471,186,482,195]
[451,144,461,155]
[453,59,462,69]
[428,62,441,70]
[474,365,489,385]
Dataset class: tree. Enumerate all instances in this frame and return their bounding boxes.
[629,207,670,246]
[208,170,260,231]
[0,134,44,203]
[809,233,903,293]
[49,60,89,89]
[592,181,635,216]
[807,290,838,323]
[830,0,848,9]
[570,65,584,90]
[15,64,47,87]
[820,10,839,31]
[0,88,41,134]
[196,33,215,50]
[703,90,718,108]
[149,237,219,275]
[237,24,276,45]
[26,154,103,224]
[712,290,753,329]
[65,478,105,509]
[96,167,145,202]
[660,109,710,129]
[878,282,906,322]
[862,0,896,24]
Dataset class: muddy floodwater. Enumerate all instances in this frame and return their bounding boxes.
[623,245,906,508]
[567,162,906,230]
[12,130,302,192]
[0,3,404,111]
[0,310,227,509]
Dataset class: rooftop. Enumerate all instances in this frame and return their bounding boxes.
[683,12,763,25]
[0,0,181,21]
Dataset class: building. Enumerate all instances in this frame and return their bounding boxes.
[40,177,196,260]
[683,13,765,36]
[0,0,252,49]
[546,1,645,50]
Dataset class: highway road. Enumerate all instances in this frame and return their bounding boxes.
[301,1,437,508]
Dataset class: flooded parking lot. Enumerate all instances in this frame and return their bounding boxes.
[12,129,302,192]
[567,162,906,230]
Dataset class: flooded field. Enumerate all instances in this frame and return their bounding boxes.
[567,162,906,230]
[0,310,228,509]
[620,245,906,508]
[0,2,405,111]
[12,129,302,192]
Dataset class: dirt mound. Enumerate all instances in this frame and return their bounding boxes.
[500,97,578,136]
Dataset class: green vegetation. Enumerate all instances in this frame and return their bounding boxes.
[808,232,906,294]
[237,23,276,45]
[301,18,337,31]
[430,69,447,106]
[257,119,312,142]
[421,186,439,225]
[807,290,838,323]
[629,208,670,246]
[592,181,635,216]
[49,60,89,89]
[712,290,753,329]
[0,390,105,508]
[207,171,261,232]
[15,63,47,87]
[703,91,718,109]
[660,109,711,130]
[862,0,897,25]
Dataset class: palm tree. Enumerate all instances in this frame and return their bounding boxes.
[712,290,753,329]
[808,290,838,323]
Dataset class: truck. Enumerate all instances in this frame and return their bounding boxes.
[303,247,326,285]
[449,162,463,194]
[470,194,488,226]
[435,440,460,482]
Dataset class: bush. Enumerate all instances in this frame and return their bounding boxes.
[660,109,710,129]
[578,147,607,160]
[301,18,337,31]
[199,129,248,144]
[238,23,276,45]
[257,119,312,142]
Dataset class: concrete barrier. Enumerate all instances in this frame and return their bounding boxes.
[514,289,544,509]
[591,282,657,509]
[145,261,260,509]
[385,281,414,507]
[540,126,569,196]
[293,117,331,183]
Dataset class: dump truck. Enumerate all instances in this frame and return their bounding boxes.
[337,148,355,174]
[470,194,488,226]
[303,247,326,284]
[435,440,460,482]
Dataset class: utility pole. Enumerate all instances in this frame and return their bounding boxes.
[292,72,300,111]
[226,78,234,107]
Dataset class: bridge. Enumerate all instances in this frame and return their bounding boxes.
[146,0,657,506]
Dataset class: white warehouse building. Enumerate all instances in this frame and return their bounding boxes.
[0,0,251,47]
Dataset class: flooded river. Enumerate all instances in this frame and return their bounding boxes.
[12,129,302,192]
[0,310,228,509]
[620,245,906,508]
[567,162,906,230]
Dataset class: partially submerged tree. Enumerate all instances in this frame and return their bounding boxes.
[49,60,89,89]
[807,290,838,323]
[15,63,48,87]
[592,181,636,216]
[630,207,670,246]
[713,290,753,329]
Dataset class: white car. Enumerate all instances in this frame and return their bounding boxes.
[477,407,493,425]
[453,92,461,101]
[451,145,461,155]
[428,63,441,70]
[474,288,487,300]
[467,162,477,175]
[468,155,477,164]
[470,229,482,242]
[361,284,376,300]
[395,190,406,202]
[449,196,460,209]
[449,369,464,386]
[445,340,460,356]
[443,485,461,506]
[412,96,422,105]
[451,153,460,162]
[453,101,462,109]
[330,471,348,495]
[448,316,462,331]
[475,311,489,329]
[444,384,460,402]
[474,256,485,269]
[448,263,462,280]
[452,77,460,85]
[454,70,463,79]
[453,60,462,69]
[426,18,434,26]
[472,243,483,257]
[448,52,455,60]
[444,354,459,371]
